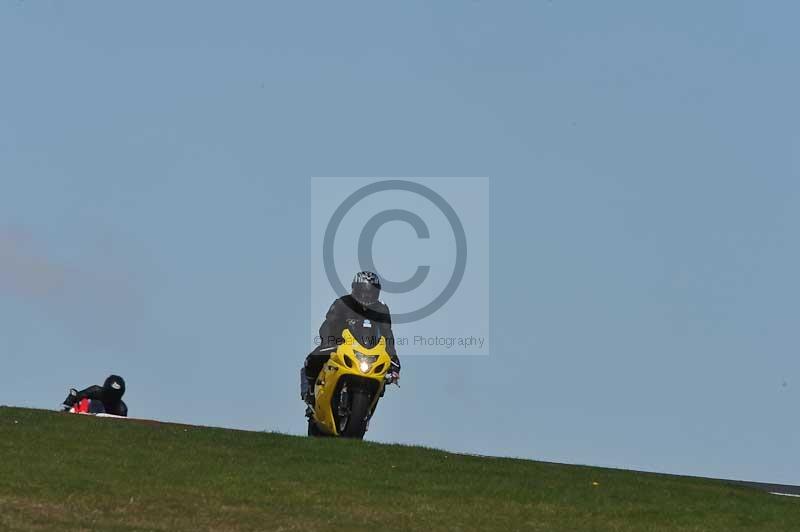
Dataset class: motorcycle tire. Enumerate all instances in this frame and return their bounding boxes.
[340,390,371,439]
[307,419,327,437]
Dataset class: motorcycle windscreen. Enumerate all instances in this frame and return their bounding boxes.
[347,319,383,349]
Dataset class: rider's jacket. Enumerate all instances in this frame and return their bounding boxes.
[317,295,400,369]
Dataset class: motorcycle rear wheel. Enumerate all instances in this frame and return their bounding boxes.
[307,419,327,437]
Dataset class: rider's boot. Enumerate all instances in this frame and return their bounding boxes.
[300,367,316,414]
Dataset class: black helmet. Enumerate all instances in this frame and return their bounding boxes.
[103,374,126,400]
[351,271,381,305]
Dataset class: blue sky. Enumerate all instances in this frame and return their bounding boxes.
[1,1,798,484]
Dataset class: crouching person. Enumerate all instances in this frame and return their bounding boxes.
[62,374,128,417]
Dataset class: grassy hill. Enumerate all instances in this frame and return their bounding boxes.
[0,407,797,531]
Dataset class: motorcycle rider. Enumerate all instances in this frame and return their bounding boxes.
[62,374,128,417]
[302,271,401,405]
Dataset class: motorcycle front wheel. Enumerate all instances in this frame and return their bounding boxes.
[340,390,371,439]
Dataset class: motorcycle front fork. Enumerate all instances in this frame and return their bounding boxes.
[337,384,350,418]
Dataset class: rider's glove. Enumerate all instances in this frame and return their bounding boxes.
[390,360,401,383]
[385,366,400,385]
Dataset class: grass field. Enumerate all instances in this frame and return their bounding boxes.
[0,406,797,531]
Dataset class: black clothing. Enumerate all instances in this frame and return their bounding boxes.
[306,295,400,383]
[103,375,126,399]
[64,385,128,417]
[318,295,398,358]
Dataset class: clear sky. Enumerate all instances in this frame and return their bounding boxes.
[1,1,798,484]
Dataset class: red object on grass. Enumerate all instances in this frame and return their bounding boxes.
[72,398,91,414]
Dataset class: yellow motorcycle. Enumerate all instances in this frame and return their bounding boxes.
[307,323,396,439]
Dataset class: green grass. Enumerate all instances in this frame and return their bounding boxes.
[0,407,797,531]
